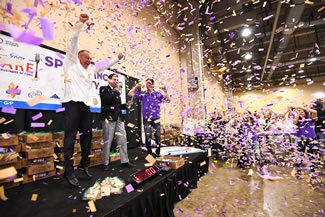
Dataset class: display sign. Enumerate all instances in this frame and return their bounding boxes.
[131,165,161,184]
[0,33,126,112]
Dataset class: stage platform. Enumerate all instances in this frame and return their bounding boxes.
[0,147,209,217]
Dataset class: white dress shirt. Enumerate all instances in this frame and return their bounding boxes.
[62,23,119,107]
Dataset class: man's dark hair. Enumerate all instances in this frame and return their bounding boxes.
[108,73,118,79]
[78,50,90,56]
[146,78,155,84]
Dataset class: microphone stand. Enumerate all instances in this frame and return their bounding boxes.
[34,54,40,78]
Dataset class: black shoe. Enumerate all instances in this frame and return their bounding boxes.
[78,165,92,178]
[65,174,79,187]
[103,164,109,171]
[155,148,161,155]
[122,162,136,168]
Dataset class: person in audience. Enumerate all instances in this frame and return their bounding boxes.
[293,106,318,179]
[99,73,135,171]
[61,14,124,187]
[313,98,325,144]
[181,112,196,146]
[128,78,171,155]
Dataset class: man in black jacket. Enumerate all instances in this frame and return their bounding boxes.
[99,73,135,170]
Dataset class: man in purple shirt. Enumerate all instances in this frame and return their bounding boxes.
[128,79,170,155]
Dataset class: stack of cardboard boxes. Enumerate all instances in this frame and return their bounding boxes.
[90,130,104,167]
[0,135,20,189]
[53,132,82,174]
[18,133,56,184]
[161,125,181,146]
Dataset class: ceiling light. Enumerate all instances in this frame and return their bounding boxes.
[241,28,252,37]
[309,57,317,62]
[244,52,252,60]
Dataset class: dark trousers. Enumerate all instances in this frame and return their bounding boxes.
[143,118,161,153]
[296,137,319,173]
[63,101,92,176]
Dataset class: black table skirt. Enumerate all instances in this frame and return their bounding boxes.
[0,148,209,217]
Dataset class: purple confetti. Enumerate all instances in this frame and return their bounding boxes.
[31,122,45,127]
[125,184,134,193]
[3,3,13,16]
[56,107,65,113]
[1,106,16,114]
[6,89,21,94]
[39,17,54,40]
[56,53,65,59]
[32,112,43,121]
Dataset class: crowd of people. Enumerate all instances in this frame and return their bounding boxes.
[206,99,325,182]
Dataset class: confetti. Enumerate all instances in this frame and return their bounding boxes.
[125,184,134,193]
[31,122,45,127]
[31,194,38,201]
[27,95,48,107]
[1,107,16,114]
[39,17,54,40]
[32,112,43,121]
[8,24,44,46]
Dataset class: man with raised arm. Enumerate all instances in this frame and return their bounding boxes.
[128,79,170,155]
[62,14,124,187]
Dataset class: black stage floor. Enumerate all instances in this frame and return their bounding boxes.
[0,147,209,217]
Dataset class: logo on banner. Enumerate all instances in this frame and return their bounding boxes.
[28,90,42,98]
[10,53,25,60]
[6,82,20,98]
[0,38,19,47]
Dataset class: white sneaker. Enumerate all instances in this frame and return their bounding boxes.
[247,169,254,176]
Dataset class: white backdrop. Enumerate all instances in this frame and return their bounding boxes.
[0,33,125,112]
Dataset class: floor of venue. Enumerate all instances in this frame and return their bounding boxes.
[174,158,325,217]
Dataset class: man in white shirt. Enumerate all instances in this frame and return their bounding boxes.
[62,14,124,187]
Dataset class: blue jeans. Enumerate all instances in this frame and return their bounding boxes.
[143,119,161,153]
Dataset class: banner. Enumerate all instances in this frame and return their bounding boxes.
[0,33,125,113]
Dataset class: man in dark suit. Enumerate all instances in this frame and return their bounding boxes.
[99,73,135,170]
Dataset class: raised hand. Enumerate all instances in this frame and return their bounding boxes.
[136,83,142,89]
[160,86,167,92]
[79,14,89,23]
[118,53,124,60]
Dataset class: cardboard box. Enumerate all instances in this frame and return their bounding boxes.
[155,156,184,169]
[74,143,81,153]
[57,153,81,162]
[21,141,54,152]
[0,136,18,146]
[27,162,55,175]
[0,145,19,153]
[53,132,64,140]
[92,130,103,138]
[92,152,103,160]
[90,157,102,167]
[73,155,82,166]
[91,141,104,150]
[23,169,56,184]
[0,162,16,170]
[90,152,103,167]
[16,158,27,169]
[25,147,54,160]
[109,152,120,162]
[20,133,53,144]
[0,153,18,165]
